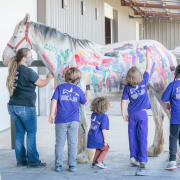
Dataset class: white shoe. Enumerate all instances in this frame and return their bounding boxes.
[130,158,139,167]
[95,162,107,169]
[165,161,177,170]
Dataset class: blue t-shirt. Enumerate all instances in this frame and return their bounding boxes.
[9,65,39,107]
[52,83,86,123]
[161,80,180,124]
[87,113,109,149]
[122,72,151,114]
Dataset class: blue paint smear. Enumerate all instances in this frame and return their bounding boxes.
[150,62,155,78]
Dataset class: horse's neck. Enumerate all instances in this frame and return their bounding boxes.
[29,24,78,84]
[29,23,89,54]
[29,23,66,51]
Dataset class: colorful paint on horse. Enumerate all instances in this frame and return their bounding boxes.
[2,15,177,96]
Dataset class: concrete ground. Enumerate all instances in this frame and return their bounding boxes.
[0,99,180,180]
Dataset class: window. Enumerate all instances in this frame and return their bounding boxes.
[95,8,98,20]
[62,0,64,8]
[62,0,68,9]
[81,1,85,15]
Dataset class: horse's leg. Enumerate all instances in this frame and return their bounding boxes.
[148,88,165,157]
[77,105,94,163]
[149,87,180,160]
[178,134,180,160]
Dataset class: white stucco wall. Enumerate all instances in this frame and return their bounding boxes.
[105,0,142,42]
[118,6,142,42]
[0,0,37,131]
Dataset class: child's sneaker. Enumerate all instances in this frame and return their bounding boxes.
[139,162,146,168]
[91,162,96,168]
[130,158,139,167]
[69,166,76,172]
[95,162,107,169]
[165,161,177,170]
[55,165,62,172]
[102,162,107,167]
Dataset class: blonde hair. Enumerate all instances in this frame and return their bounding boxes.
[65,67,81,85]
[91,96,110,114]
[6,48,30,96]
[126,66,142,86]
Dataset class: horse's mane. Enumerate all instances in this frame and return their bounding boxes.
[30,21,93,49]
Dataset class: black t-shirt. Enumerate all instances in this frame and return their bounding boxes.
[9,65,39,107]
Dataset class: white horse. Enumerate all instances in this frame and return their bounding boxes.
[3,14,179,162]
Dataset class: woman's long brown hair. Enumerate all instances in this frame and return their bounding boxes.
[6,48,30,96]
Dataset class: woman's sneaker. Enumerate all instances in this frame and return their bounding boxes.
[130,158,139,167]
[95,162,107,169]
[17,161,27,167]
[165,161,177,170]
[27,162,46,168]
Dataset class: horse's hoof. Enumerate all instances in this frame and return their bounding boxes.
[148,146,163,157]
[77,152,89,163]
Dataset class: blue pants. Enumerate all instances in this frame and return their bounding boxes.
[55,121,79,167]
[169,124,180,161]
[128,110,148,163]
[8,105,41,166]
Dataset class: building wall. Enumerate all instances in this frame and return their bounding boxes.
[0,0,37,131]
[143,18,180,50]
[105,0,142,42]
[45,0,105,44]
[38,0,141,45]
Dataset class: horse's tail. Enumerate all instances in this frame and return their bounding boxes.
[147,84,169,157]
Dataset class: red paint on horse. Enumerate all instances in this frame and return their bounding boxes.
[102,58,114,64]
[42,53,55,71]
[75,54,99,67]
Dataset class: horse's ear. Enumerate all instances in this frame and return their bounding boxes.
[23,14,30,24]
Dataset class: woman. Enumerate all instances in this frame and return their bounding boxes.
[6,48,53,167]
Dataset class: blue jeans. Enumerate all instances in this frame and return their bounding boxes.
[55,121,79,167]
[8,105,41,166]
[169,124,180,161]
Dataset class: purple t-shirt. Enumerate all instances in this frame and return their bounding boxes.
[161,80,180,124]
[52,83,86,123]
[122,72,151,114]
[87,113,109,149]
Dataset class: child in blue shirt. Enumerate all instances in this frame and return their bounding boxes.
[121,50,151,168]
[49,67,90,172]
[87,96,110,169]
[161,64,180,170]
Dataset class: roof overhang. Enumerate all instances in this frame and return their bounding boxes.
[121,0,180,18]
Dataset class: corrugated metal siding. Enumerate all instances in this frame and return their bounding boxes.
[143,19,180,50]
[46,0,105,44]
[37,0,142,44]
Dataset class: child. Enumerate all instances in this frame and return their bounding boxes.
[161,64,180,170]
[87,96,110,169]
[121,50,151,168]
[49,67,90,172]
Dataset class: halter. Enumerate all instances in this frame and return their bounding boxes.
[7,22,32,53]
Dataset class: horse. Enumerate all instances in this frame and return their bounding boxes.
[3,14,179,162]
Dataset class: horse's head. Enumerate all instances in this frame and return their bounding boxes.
[2,14,32,65]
